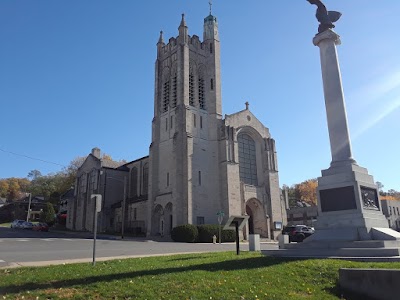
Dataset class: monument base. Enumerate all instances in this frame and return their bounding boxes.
[265,162,400,259]
[310,162,400,241]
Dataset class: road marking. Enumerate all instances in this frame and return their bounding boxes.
[61,239,73,241]
[41,239,56,242]
[17,239,29,242]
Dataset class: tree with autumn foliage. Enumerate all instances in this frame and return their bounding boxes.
[294,178,318,206]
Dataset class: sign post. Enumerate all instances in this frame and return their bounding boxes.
[223,215,249,255]
[91,194,102,266]
[217,211,224,244]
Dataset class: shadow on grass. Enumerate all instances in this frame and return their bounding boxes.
[1,256,294,294]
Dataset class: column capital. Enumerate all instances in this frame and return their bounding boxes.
[313,29,341,46]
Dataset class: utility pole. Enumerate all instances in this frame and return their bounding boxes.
[26,193,32,222]
[121,176,127,239]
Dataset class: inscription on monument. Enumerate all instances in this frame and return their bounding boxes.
[319,186,357,212]
[361,186,379,210]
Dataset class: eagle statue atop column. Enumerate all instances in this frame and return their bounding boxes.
[307,0,342,33]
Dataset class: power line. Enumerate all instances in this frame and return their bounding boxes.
[0,147,66,167]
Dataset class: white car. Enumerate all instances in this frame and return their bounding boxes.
[10,220,25,229]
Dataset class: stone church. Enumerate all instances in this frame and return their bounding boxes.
[67,12,286,240]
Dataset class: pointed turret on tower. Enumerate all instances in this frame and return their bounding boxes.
[178,13,188,43]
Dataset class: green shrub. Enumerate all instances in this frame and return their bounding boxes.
[197,224,235,243]
[171,224,198,242]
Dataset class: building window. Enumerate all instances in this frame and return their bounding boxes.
[238,133,258,185]
[142,163,149,195]
[389,206,392,215]
[193,113,196,127]
[200,116,203,129]
[163,80,170,112]
[172,74,177,108]
[198,171,201,186]
[130,167,138,197]
[170,116,173,128]
[197,216,205,225]
[189,72,194,106]
[165,118,168,131]
[210,78,214,90]
[167,172,169,187]
[198,77,205,109]
[80,174,87,193]
[210,43,213,54]
[90,170,98,190]
[397,207,399,215]
[134,208,137,221]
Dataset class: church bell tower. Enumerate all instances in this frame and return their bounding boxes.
[147,11,224,236]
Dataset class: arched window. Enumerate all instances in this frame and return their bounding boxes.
[189,70,194,106]
[142,163,149,195]
[238,133,258,185]
[130,167,137,197]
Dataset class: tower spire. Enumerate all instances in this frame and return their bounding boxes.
[209,0,212,15]
[158,31,164,44]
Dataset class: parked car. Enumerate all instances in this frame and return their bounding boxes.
[282,225,315,243]
[33,222,49,232]
[10,220,25,229]
[21,221,34,230]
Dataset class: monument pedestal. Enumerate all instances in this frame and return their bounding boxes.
[309,161,400,242]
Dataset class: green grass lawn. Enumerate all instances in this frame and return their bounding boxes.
[1,251,399,299]
[0,222,11,227]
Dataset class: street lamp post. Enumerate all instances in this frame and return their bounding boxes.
[121,176,127,239]
[26,193,32,222]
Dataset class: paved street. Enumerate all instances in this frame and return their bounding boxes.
[0,227,278,268]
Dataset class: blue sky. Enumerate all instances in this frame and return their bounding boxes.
[0,1,399,191]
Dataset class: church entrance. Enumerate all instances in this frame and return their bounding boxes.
[164,202,173,236]
[152,204,164,236]
[245,198,268,238]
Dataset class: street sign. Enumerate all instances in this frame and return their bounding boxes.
[91,194,102,212]
[217,211,224,225]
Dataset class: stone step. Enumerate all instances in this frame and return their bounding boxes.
[284,240,400,249]
[263,247,400,258]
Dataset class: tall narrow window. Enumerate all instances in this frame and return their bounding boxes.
[238,133,258,185]
[163,80,170,112]
[189,72,194,106]
[142,163,149,195]
[210,78,214,90]
[210,43,213,54]
[200,116,203,129]
[172,74,177,108]
[167,172,169,187]
[198,171,202,186]
[193,113,196,127]
[165,118,168,131]
[170,116,173,128]
[130,167,138,197]
[134,208,137,221]
[199,77,205,109]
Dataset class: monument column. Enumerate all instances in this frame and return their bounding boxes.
[313,30,355,166]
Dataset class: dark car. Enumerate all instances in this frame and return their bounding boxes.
[33,222,49,232]
[283,225,314,243]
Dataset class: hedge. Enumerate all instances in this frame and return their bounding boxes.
[171,224,198,242]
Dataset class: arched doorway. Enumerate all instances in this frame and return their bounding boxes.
[164,202,173,236]
[245,198,268,237]
[152,204,164,236]
[246,205,255,234]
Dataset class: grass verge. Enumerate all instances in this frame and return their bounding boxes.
[1,251,399,299]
